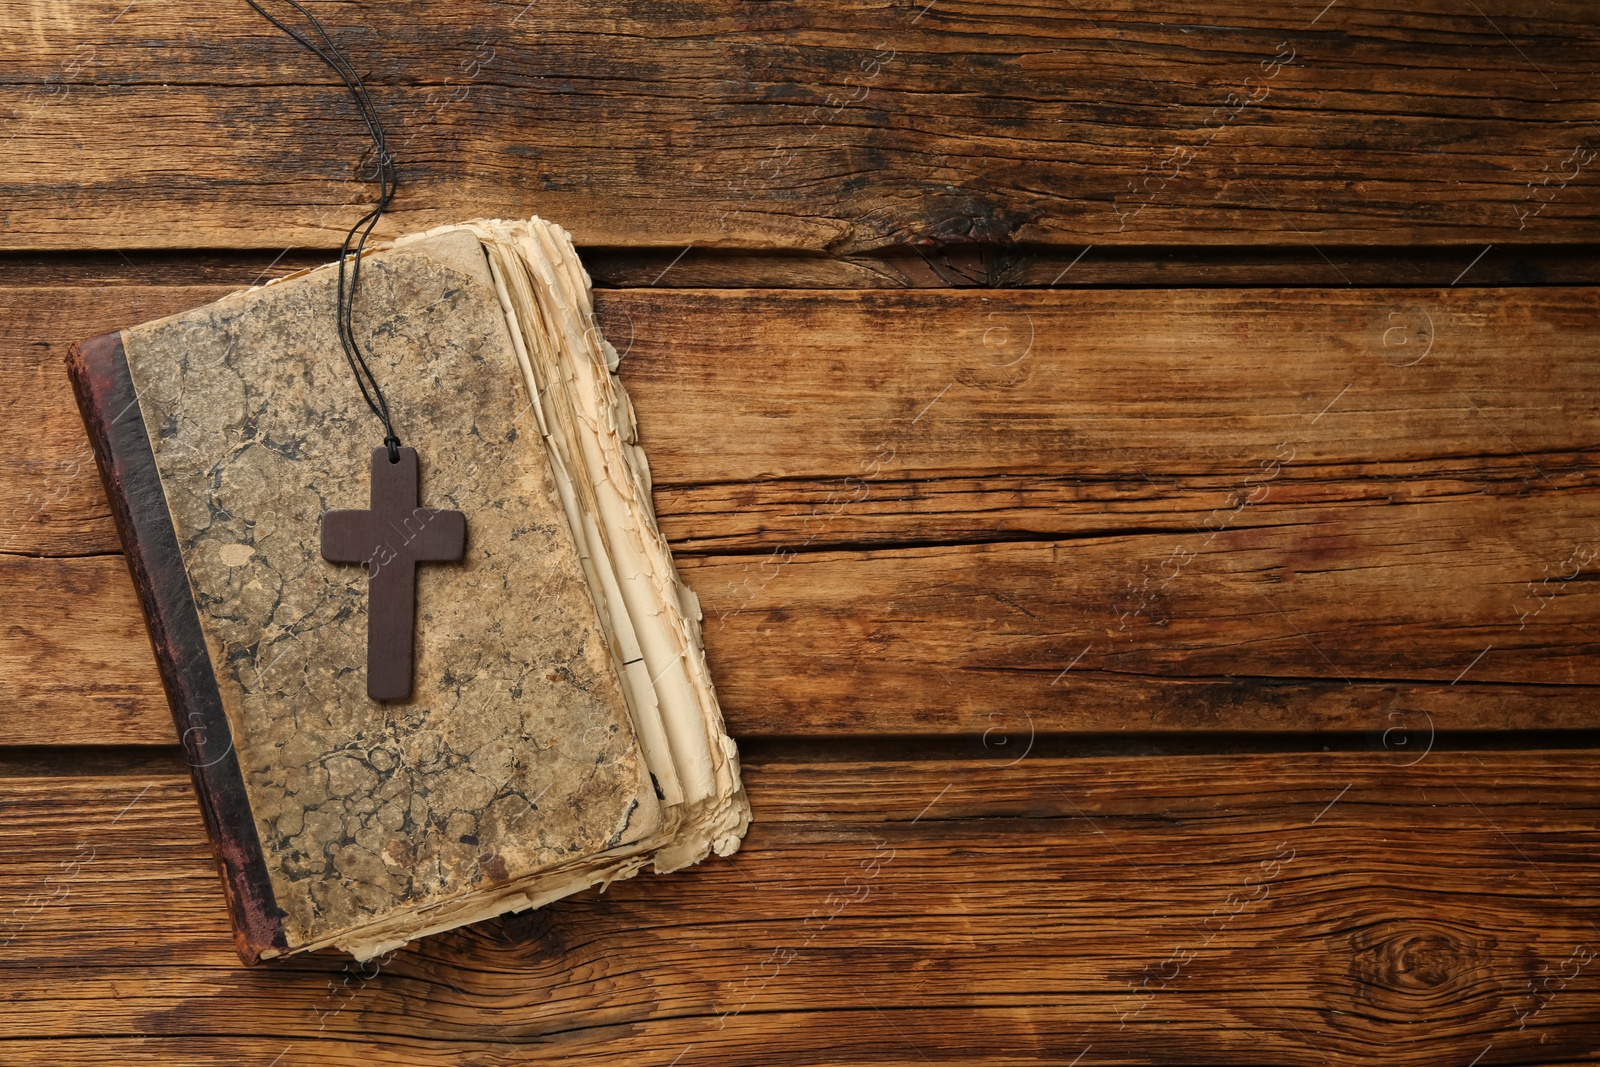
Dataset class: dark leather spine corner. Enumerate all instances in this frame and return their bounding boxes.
[66,331,289,965]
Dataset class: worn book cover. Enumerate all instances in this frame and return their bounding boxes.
[67,219,750,963]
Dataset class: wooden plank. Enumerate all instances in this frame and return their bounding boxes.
[608,288,1600,486]
[1,284,229,559]
[3,2,1600,252]
[0,557,165,745]
[9,486,1597,744]
[2,752,1599,1064]
[655,457,1600,553]
[9,285,1600,556]
[689,489,1600,726]
[3,285,1597,744]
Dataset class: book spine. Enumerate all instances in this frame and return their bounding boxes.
[65,331,288,965]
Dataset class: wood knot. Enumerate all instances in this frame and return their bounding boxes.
[1338,918,1499,1021]
[1355,928,1465,991]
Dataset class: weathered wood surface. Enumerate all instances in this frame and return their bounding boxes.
[4,284,1596,744]
[13,284,1600,557]
[8,541,1600,745]
[5,2,1598,1063]
[3,753,1599,1065]
[4,2,1600,252]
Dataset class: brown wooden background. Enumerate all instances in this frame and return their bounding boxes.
[4,1,1600,1064]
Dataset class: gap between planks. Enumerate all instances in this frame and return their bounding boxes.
[10,729,1600,779]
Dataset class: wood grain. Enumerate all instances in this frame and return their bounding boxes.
[3,285,1596,744]
[609,288,1600,487]
[9,497,1597,746]
[2,752,1599,1064]
[0,556,173,745]
[3,2,1600,252]
[6,2,1598,1060]
[1,284,227,559]
[8,285,1600,556]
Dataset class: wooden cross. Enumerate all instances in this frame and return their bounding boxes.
[321,447,466,702]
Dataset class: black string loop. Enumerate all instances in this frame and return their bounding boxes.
[245,0,404,461]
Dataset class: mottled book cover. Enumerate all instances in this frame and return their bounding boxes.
[68,220,749,963]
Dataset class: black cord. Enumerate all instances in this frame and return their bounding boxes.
[245,0,404,462]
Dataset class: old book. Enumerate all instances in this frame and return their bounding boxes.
[67,219,750,964]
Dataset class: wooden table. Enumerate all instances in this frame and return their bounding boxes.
[4,3,1599,1063]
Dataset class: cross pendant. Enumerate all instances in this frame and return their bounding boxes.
[321,447,467,701]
